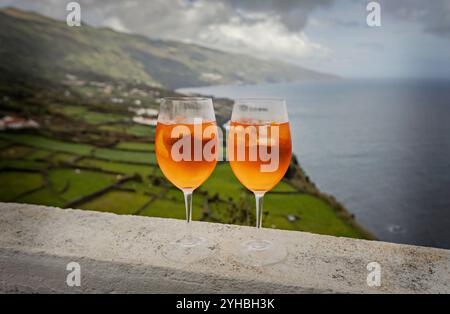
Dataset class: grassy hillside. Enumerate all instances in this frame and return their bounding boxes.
[0,7,337,90]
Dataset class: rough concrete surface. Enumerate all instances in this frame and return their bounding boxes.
[0,202,449,293]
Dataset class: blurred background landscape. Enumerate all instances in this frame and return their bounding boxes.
[0,1,449,248]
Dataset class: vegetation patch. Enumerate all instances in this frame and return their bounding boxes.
[17,188,66,208]
[272,181,298,193]
[49,153,78,164]
[120,180,166,196]
[50,104,88,117]
[0,145,32,159]
[139,198,202,221]
[163,188,205,207]
[125,124,155,137]
[201,163,248,201]
[114,141,155,151]
[23,149,52,161]
[0,171,43,201]
[77,158,154,176]
[80,190,151,215]
[0,159,48,171]
[48,168,118,202]
[93,148,155,164]
[0,133,94,155]
[0,139,11,149]
[263,194,366,238]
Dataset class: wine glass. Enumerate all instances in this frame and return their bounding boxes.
[228,98,292,266]
[155,97,218,263]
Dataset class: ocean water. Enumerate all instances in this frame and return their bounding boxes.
[179,79,450,249]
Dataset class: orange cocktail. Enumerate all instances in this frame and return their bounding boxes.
[156,120,218,190]
[228,121,292,193]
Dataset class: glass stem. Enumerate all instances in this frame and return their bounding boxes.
[254,191,265,229]
[183,189,194,239]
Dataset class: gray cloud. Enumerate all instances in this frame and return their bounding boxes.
[224,0,334,30]
[0,0,449,68]
[380,0,450,37]
[2,1,449,38]
[0,0,333,34]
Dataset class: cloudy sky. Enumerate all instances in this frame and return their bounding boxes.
[1,0,450,78]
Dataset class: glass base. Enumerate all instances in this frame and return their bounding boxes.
[234,239,287,267]
[161,235,216,264]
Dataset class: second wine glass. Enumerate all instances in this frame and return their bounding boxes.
[228,98,292,266]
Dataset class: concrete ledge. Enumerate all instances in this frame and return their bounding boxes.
[0,202,449,293]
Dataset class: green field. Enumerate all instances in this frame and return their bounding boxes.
[50,105,127,124]
[115,141,155,151]
[93,147,155,164]
[0,171,43,201]
[0,133,94,155]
